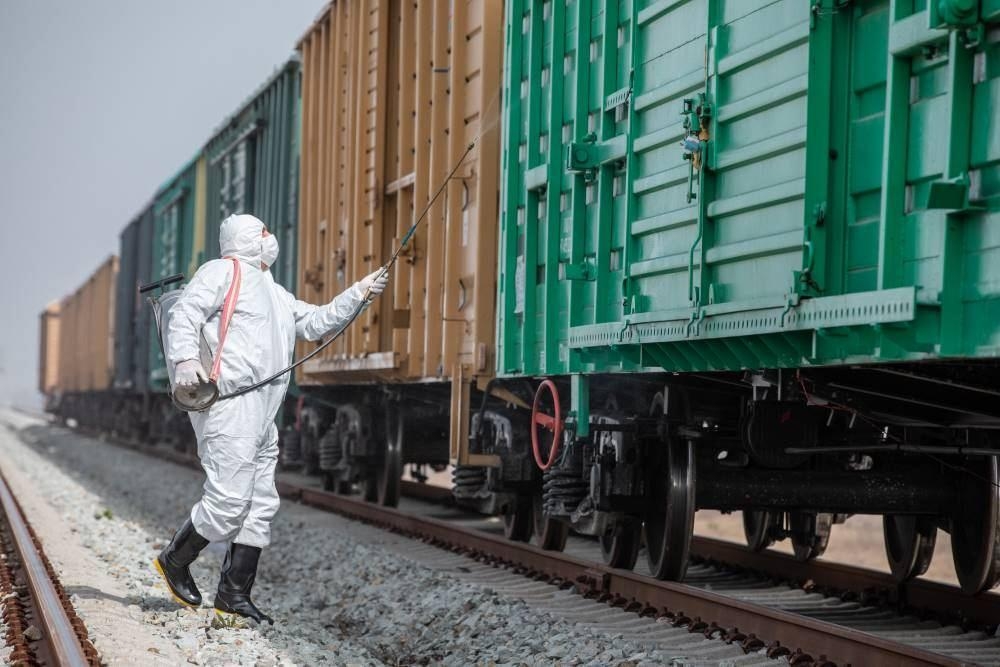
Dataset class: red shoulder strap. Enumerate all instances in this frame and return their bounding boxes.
[210,257,242,382]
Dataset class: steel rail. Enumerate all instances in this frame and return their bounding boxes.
[399,481,1000,629]
[397,482,1000,629]
[690,536,1000,628]
[0,470,93,666]
[276,481,965,667]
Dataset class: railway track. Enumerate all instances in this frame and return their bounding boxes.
[61,427,1000,665]
[0,468,98,666]
[687,537,1000,631]
[275,480,1000,667]
[366,477,1000,639]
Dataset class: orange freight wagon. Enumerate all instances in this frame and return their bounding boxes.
[54,256,118,427]
[293,0,503,504]
[38,302,61,399]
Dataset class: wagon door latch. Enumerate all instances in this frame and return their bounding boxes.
[566,133,600,182]
[680,94,712,204]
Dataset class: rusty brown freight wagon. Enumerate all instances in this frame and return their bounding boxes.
[55,256,118,428]
[38,303,61,401]
[293,0,504,505]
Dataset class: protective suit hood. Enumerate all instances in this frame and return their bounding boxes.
[220,214,265,266]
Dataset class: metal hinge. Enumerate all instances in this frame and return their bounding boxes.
[566,133,599,172]
[926,173,984,211]
[560,261,595,281]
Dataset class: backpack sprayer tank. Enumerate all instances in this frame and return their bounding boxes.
[140,274,220,412]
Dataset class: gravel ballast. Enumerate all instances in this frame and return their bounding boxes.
[0,410,782,666]
[0,595,10,665]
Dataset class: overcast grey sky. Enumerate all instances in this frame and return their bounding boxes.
[0,1,327,408]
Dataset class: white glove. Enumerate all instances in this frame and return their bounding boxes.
[174,359,208,387]
[357,268,390,299]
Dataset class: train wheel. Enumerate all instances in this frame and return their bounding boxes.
[644,438,695,581]
[503,494,533,542]
[531,493,568,551]
[883,515,936,582]
[601,516,642,570]
[950,457,1000,594]
[789,512,832,562]
[743,510,780,552]
[374,409,403,507]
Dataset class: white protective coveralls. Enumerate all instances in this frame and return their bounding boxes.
[167,214,365,548]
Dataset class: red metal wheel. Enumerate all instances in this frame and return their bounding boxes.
[530,379,563,471]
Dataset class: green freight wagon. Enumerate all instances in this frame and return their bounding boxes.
[148,155,208,392]
[114,204,155,395]
[462,0,1000,596]
[202,56,302,440]
[112,204,155,440]
[143,155,207,451]
[204,57,301,292]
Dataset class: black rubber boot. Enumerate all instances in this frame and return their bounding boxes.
[154,518,209,607]
[214,543,274,625]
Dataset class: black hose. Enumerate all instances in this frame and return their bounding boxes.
[215,139,479,403]
[217,296,370,401]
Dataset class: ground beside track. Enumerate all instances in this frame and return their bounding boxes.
[0,411,186,665]
[0,411,786,667]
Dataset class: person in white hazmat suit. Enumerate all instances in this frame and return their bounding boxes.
[154,213,388,624]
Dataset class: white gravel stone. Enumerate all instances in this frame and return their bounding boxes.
[0,603,9,664]
[0,411,786,666]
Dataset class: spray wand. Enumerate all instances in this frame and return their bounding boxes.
[217,139,480,403]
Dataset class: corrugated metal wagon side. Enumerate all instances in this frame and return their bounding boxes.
[200,56,303,447]
[149,156,206,392]
[114,206,155,394]
[109,205,156,441]
[55,256,118,430]
[293,0,504,502]
[37,303,61,404]
[204,58,301,293]
[498,0,1000,376]
[473,1,1000,593]
[139,156,208,449]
